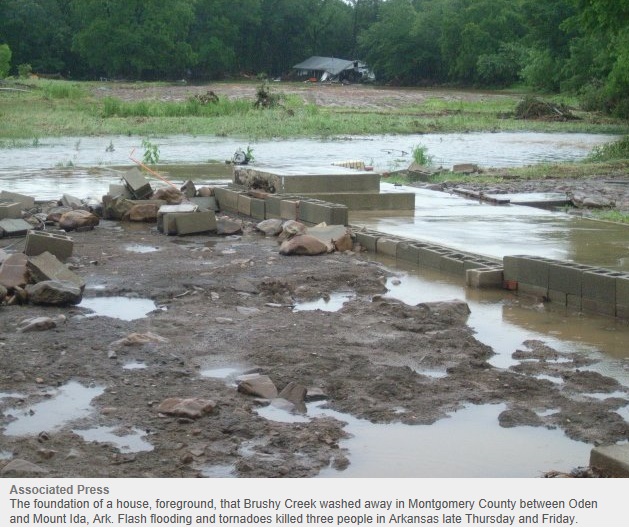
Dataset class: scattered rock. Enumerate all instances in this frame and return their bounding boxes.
[279,235,329,256]
[157,397,216,418]
[125,203,160,222]
[0,253,30,290]
[1,459,49,476]
[181,180,196,199]
[17,315,67,333]
[109,332,169,348]
[197,186,214,197]
[59,210,100,231]
[417,300,471,321]
[216,218,242,235]
[26,280,82,305]
[237,374,278,399]
[153,187,184,204]
[256,218,284,236]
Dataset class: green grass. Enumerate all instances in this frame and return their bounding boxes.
[590,210,629,224]
[1,79,629,139]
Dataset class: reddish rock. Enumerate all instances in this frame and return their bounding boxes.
[237,374,278,399]
[126,203,160,222]
[58,210,100,231]
[153,187,184,204]
[157,397,216,418]
[0,253,30,290]
[279,235,329,256]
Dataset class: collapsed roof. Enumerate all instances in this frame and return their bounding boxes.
[292,56,374,82]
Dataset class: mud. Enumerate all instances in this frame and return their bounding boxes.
[1,213,628,478]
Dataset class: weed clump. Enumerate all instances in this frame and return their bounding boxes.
[587,135,629,162]
[254,82,280,109]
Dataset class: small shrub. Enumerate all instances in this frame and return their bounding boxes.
[254,82,280,108]
[141,139,160,165]
[412,144,432,166]
[17,63,32,79]
[0,44,11,78]
[587,136,629,162]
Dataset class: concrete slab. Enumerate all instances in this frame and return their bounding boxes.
[27,251,86,291]
[157,204,198,232]
[0,190,35,210]
[590,444,629,477]
[173,211,217,236]
[0,202,22,219]
[233,166,380,194]
[303,191,415,211]
[189,196,218,212]
[0,218,33,237]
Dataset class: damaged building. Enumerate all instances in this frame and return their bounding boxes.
[292,56,375,83]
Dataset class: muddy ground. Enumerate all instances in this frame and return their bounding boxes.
[1,82,628,478]
[1,208,629,478]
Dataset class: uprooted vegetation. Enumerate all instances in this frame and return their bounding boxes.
[514,96,579,121]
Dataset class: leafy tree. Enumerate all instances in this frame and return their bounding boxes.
[0,44,11,78]
[0,0,72,75]
[71,0,196,79]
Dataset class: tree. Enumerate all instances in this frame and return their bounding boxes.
[0,44,11,78]
[0,0,72,74]
[71,0,196,79]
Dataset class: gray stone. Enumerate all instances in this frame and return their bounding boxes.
[0,190,35,210]
[26,280,82,305]
[0,201,22,220]
[216,218,242,236]
[61,193,83,209]
[237,374,278,399]
[256,218,284,236]
[278,382,307,408]
[306,225,353,252]
[18,315,67,332]
[181,180,197,198]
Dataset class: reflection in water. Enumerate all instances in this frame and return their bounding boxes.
[79,296,156,321]
[73,426,153,453]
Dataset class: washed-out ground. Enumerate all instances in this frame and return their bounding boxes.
[1,208,628,478]
[1,81,629,477]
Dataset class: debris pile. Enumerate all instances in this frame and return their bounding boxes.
[514,96,578,121]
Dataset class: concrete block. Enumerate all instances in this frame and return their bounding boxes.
[502,255,522,282]
[548,261,595,297]
[354,230,378,252]
[280,200,299,220]
[250,198,266,220]
[214,187,240,213]
[328,204,348,226]
[0,253,30,289]
[0,190,35,210]
[237,194,252,216]
[24,230,74,261]
[0,202,22,219]
[27,251,85,291]
[440,252,467,276]
[517,283,550,299]
[616,274,629,319]
[263,195,283,219]
[108,184,132,199]
[0,218,33,238]
[157,204,197,232]
[514,256,550,292]
[396,242,421,265]
[466,268,504,289]
[123,168,153,199]
[376,237,399,258]
[590,444,629,477]
[174,211,217,236]
[452,163,479,174]
[417,245,450,269]
[189,196,218,212]
[581,269,622,316]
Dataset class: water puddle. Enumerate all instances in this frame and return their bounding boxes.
[199,367,241,380]
[0,392,25,400]
[122,361,147,371]
[414,369,449,379]
[293,292,355,312]
[199,464,236,478]
[256,403,310,424]
[124,244,160,254]
[79,296,156,321]
[0,451,12,460]
[315,402,591,478]
[3,381,104,436]
[73,426,153,453]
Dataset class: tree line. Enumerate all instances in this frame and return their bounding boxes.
[0,0,627,116]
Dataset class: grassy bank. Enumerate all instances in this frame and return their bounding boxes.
[1,79,629,140]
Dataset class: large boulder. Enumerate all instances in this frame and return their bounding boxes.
[237,374,278,399]
[279,235,329,256]
[58,210,100,231]
[256,218,284,236]
[153,187,184,204]
[157,397,216,419]
[125,203,160,222]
